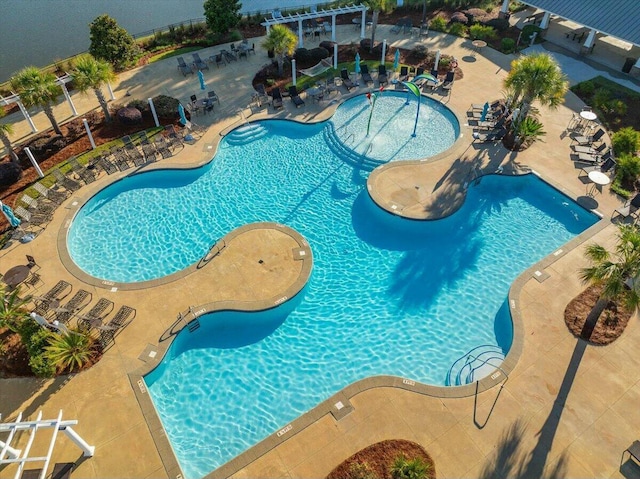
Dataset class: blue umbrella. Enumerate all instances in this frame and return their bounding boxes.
[178,104,188,126]
[393,49,400,71]
[0,200,21,228]
[198,70,206,91]
[480,102,489,122]
[355,53,361,74]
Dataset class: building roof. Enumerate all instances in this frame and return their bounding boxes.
[521,0,640,46]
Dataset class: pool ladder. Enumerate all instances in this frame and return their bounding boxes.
[203,238,227,262]
[178,306,201,333]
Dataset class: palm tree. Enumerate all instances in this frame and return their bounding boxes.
[263,25,298,77]
[579,224,640,338]
[0,107,19,163]
[363,0,395,53]
[11,66,63,136]
[503,53,568,124]
[45,329,96,373]
[71,54,116,122]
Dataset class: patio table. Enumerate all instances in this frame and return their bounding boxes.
[588,170,610,196]
[3,265,30,288]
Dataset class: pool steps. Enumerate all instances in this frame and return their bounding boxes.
[323,123,385,171]
[224,123,268,145]
[446,344,505,386]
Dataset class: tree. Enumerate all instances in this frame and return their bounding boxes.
[11,67,63,136]
[45,329,96,373]
[0,286,30,333]
[0,107,19,163]
[503,52,568,124]
[363,0,395,53]
[89,15,140,71]
[204,0,241,36]
[579,224,640,339]
[71,55,116,123]
[263,25,297,77]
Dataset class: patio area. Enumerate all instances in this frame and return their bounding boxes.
[1,23,640,479]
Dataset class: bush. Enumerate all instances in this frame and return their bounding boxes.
[18,320,55,378]
[411,44,429,61]
[348,461,377,479]
[391,455,430,479]
[117,107,143,125]
[85,110,101,126]
[359,38,372,51]
[516,116,546,147]
[448,22,467,37]
[0,162,22,187]
[429,16,447,32]
[449,12,468,24]
[152,94,180,119]
[612,127,640,156]
[593,87,612,111]
[607,99,627,116]
[501,37,516,54]
[309,47,330,62]
[521,24,543,44]
[615,153,640,188]
[127,99,150,113]
[45,329,95,373]
[484,17,510,32]
[319,40,336,52]
[464,7,489,23]
[65,118,85,138]
[574,80,595,97]
[229,29,243,42]
[294,48,311,64]
[469,24,496,40]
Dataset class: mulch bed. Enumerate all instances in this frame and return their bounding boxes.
[564,283,633,345]
[326,439,436,479]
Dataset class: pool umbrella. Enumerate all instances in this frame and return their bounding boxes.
[355,52,361,74]
[480,102,489,122]
[0,200,21,228]
[393,49,400,71]
[178,103,188,126]
[434,50,441,71]
[198,70,206,91]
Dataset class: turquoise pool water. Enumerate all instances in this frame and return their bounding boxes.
[67,94,598,479]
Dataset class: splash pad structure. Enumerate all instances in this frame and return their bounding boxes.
[329,91,459,163]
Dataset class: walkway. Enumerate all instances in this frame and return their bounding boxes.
[1,24,639,479]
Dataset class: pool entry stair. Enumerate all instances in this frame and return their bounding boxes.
[324,123,385,171]
[446,345,506,386]
[225,124,268,146]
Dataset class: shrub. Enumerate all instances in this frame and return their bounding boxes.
[449,12,468,24]
[411,44,429,60]
[429,16,447,32]
[469,24,496,40]
[228,29,243,42]
[127,99,150,113]
[294,48,311,64]
[85,110,101,126]
[464,7,489,23]
[615,153,640,188]
[593,87,612,111]
[152,94,180,119]
[448,22,467,37]
[309,47,330,62]
[117,107,143,125]
[18,320,55,377]
[612,127,640,156]
[45,329,96,373]
[0,162,22,187]
[65,118,85,138]
[607,99,627,116]
[501,37,516,54]
[521,24,543,44]
[391,455,430,479]
[516,116,546,147]
[484,17,510,32]
[438,56,452,70]
[574,80,595,97]
[319,40,336,52]
[348,461,377,479]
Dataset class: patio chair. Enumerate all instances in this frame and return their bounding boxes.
[271,88,284,109]
[52,169,82,192]
[442,71,455,89]
[472,128,506,143]
[377,64,388,86]
[192,53,209,71]
[572,149,612,165]
[360,64,373,85]
[578,156,616,179]
[176,57,193,76]
[23,271,43,289]
[613,193,640,222]
[572,142,607,155]
[207,90,220,105]
[33,182,68,204]
[572,127,605,146]
[14,206,50,227]
[141,142,159,163]
[54,289,92,324]
[154,136,173,159]
[211,52,226,67]
[340,68,355,90]
[288,86,305,108]
[97,305,136,351]
[398,65,409,82]
[19,194,55,217]
[391,22,403,34]
[26,254,39,271]
[622,440,640,467]
[96,155,118,175]
[164,125,184,150]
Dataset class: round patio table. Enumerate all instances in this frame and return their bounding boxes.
[580,110,597,121]
[472,40,487,55]
[588,170,610,196]
[3,265,30,288]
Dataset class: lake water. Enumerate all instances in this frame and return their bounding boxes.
[0,0,314,82]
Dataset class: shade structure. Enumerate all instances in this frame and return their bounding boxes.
[355,52,361,74]
[0,200,21,227]
[178,104,188,126]
[198,70,206,91]
[480,102,489,122]
[393,49,400,71]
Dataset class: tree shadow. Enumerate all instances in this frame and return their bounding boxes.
[0,374,74,422]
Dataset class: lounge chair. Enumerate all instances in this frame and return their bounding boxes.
[572,127,605,146]
[271,88,284,110]
[110,148,132,171]
[52,169,82,192]
[378,64,388,86]
[192,53,209,71]
[77,298,115,330]
[472,128,506,143]
[622,440,640,468]
[54,289,92,324]
[176,57,193,76]
[391,22,403,34]
[572,142,607,155]
[33,280,73,315]
[613,193,640,222]
[398,65,409,82]
[164,125,184,150]
[360,64,373,85]
[19,194,55,217]
[154,136,173,159]
[97,305,136,351]
[96,155,118,175]
[123,145,144,167]
[477,116,506,131]
[141,143,159,163]
[288,86,305,108]
[442,71,455,89]
[14,206,50,227]
[67,157,97,184]
[578,156,615,179]
[340,68,355,90]
[33,182,68,204]
[572,149,612,165]
[211,52,226,67]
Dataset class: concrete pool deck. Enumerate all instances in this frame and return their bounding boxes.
[1,24,640,479]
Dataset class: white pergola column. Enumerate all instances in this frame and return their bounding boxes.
[106,82,116,101]
[333,43,338,70]
[583,29,596,48]
[539,12,551,29]
[16,101,37,133]
[360,10,366,39]
[60,84,77,116]
[381,39,387,65]
[500,0,509,13]
[292,59,297,86]
[331,14,336,41]
[298,20,304,48]
[63,427,95,457]
[24,147,44,178]
[266,25,270,35]
[148,98,159,127]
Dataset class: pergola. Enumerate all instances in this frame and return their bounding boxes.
[262,4,369,48]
